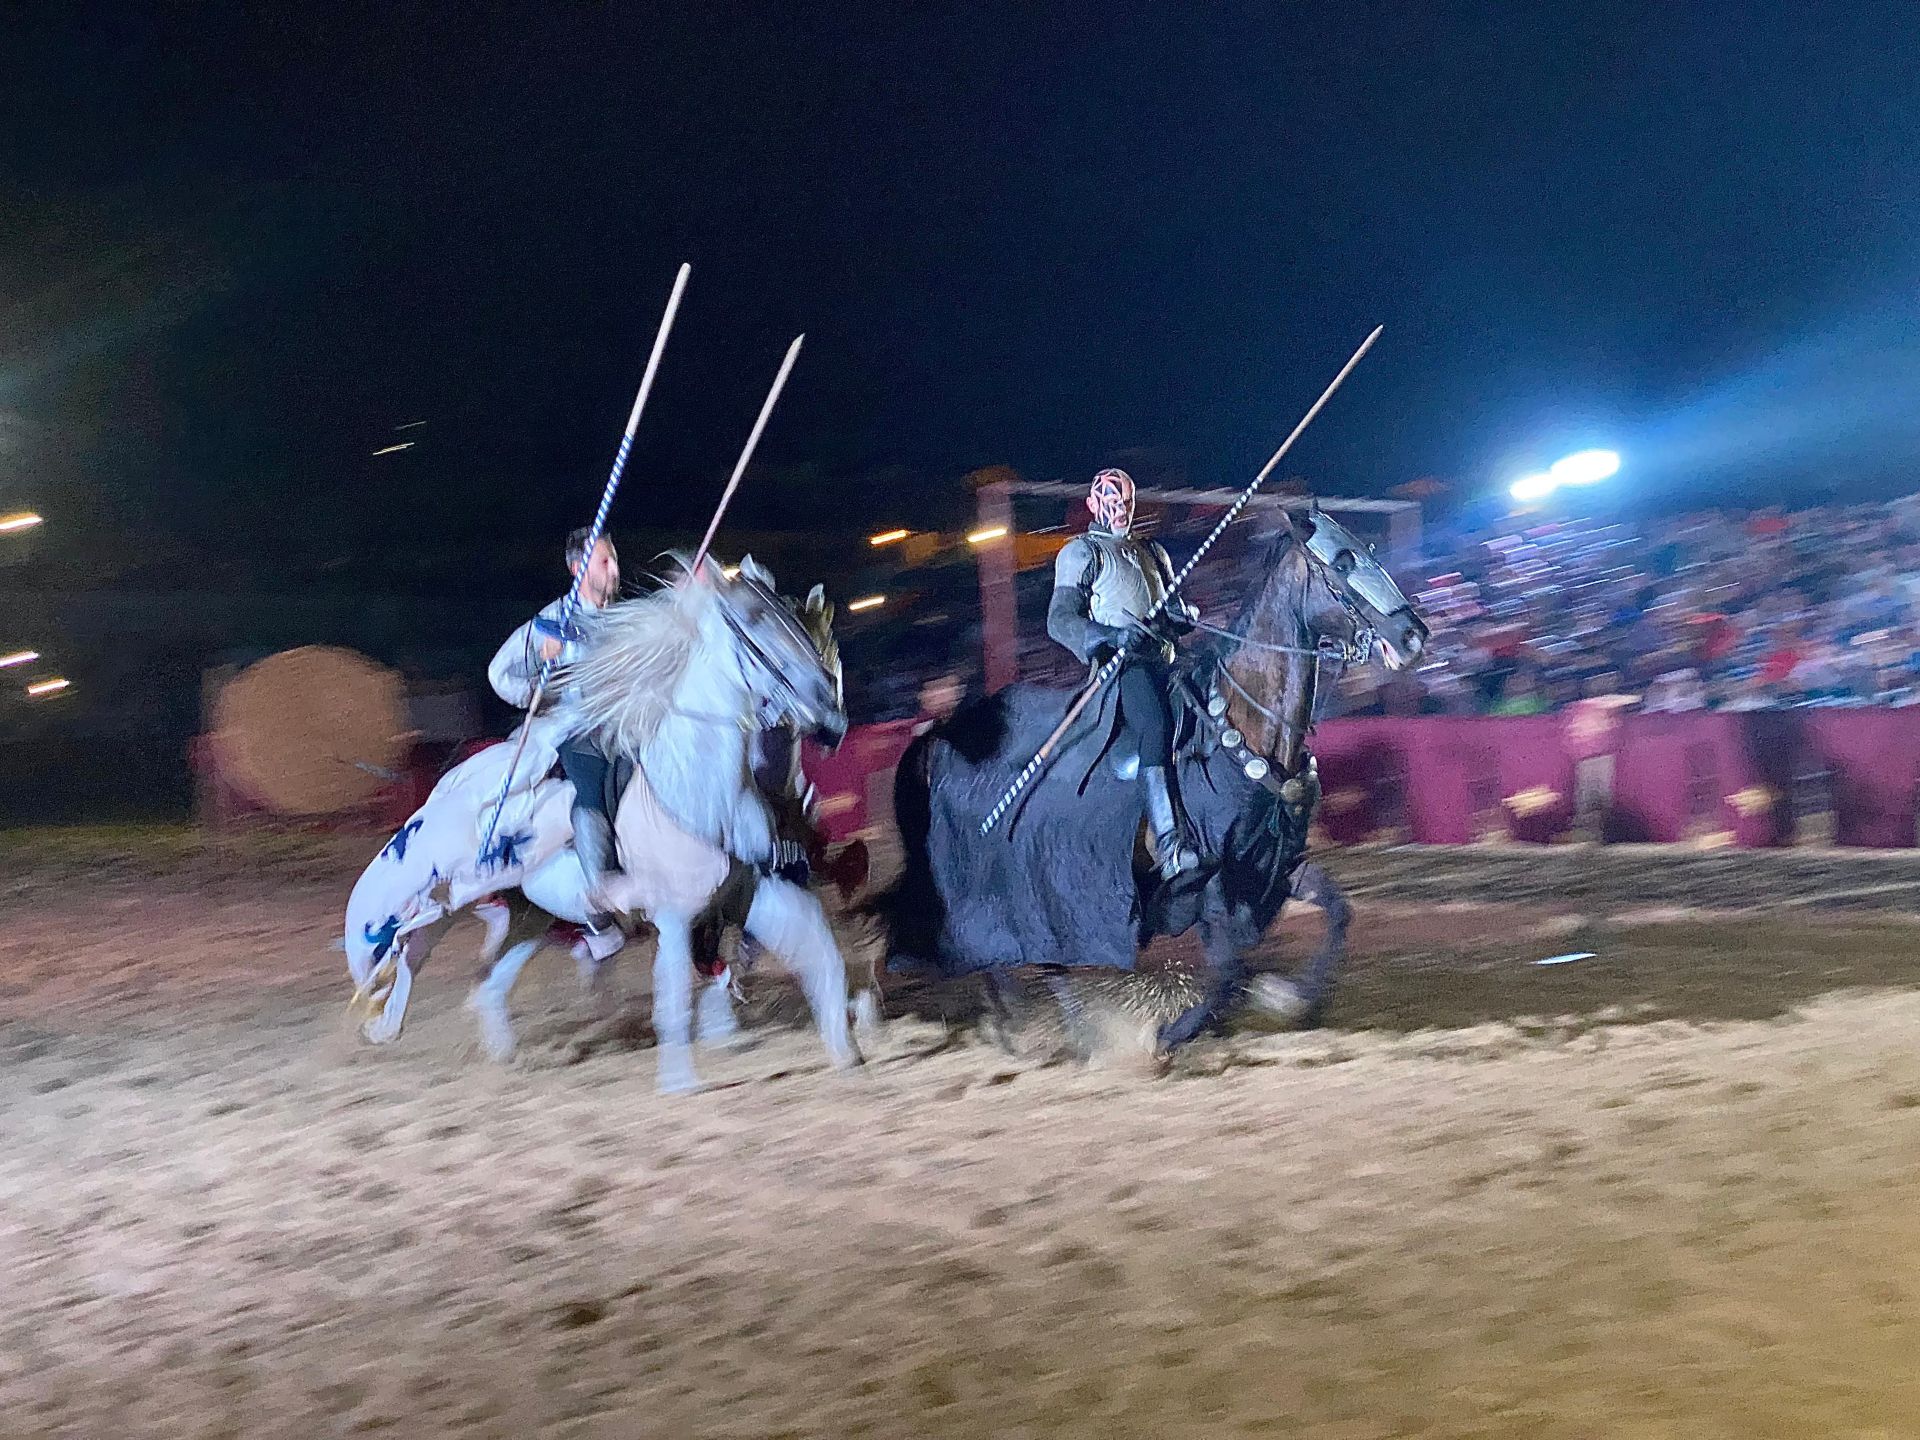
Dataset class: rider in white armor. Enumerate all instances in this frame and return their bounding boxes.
[488,527,624,923]
[1047,468,1204,880]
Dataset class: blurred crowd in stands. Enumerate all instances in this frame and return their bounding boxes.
[858,495,1920,723]
[1334,495,1920,717]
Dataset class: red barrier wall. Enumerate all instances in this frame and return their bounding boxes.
[804,710,1920,848]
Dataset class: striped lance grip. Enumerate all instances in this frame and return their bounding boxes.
[978,325,1382,837]
[477,265,690,859]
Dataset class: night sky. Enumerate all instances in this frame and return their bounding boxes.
[5,3,1919,591]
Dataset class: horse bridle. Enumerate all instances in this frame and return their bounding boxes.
[1187,551,1398,777]
[715,574,835,730]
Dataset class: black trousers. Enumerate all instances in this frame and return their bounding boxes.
[558,736,616,818]
[1115,655,1174,767]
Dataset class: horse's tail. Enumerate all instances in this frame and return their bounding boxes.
[892,731,935,870]
[864,730,940,955]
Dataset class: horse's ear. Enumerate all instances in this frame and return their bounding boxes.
[805,583,826,611]
[740,554,775,588]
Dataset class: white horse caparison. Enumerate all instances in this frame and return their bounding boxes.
[343,576,855,1052]
[342,558,861,1092]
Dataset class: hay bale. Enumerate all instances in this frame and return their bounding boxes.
[214,646,408,814]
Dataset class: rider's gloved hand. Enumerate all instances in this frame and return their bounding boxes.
[1128,611,1186,649]
[1162,601,1199,638]
[1088,624,1131,667]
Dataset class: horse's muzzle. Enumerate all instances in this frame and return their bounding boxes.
[811,709,849,752]
[1379,611,1428,671]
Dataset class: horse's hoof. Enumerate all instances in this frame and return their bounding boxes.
[695,992,744,1050]
[361,1014,403,1045]
[465,992,517,1063]
[655,1046,704,1095]
[1246,975,1309,1024]
[851,989,883,1041]
[980,1020,1018,1056]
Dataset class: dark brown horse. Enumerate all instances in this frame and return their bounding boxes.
[882,511,1429,1052]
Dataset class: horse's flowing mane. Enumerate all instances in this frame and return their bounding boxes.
[559,565,710,758]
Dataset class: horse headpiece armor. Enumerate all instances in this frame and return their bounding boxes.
[715,556,842,734]
[1299,511,1413,620]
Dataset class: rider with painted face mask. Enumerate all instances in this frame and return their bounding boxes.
[488,527,625,920]
[1047,468,1204,879]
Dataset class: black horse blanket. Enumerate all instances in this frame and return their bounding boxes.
[885,680,1307,977]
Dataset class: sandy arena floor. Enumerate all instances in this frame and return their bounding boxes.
[3,832,1919,1439]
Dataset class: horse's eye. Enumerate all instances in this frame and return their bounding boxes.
[1333,550,1358,575]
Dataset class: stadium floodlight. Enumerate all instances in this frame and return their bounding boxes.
[1549,449,1620,487]
[1509,473,1557,504]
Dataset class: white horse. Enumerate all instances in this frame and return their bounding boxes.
[342,557,860,1092]
[342,571,845,1048]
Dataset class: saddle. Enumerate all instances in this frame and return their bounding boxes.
[1068,653,1319,836]
[1093,660,1216,783]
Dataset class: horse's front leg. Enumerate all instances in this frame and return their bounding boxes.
[1040,966,1095,1061]
[362,914,451,1045]
[466,937,544,1061]
[361,952,413,1045]
[1157,909,1252,1054]
[473,897,513,967]
[694,958,748,1050]
[980,970,1021,1054]
[651,911,702,1094]
[743,876,857,1072]
[1247,861,1349,1029]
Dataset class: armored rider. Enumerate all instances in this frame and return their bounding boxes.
[1047,467,1204,879]
[488,527,625,917]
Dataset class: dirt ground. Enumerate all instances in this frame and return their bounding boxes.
[4,830,1920,1439]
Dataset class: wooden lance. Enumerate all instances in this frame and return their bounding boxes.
[477,263,691,858]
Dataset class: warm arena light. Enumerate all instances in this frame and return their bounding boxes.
[868,529,909,546]
[966,525,1008,545]
[0,512,44,533]
[370,442,415,457]
[847,595,885,612]
[1549,449,1621,486]
[0,650,39,669]
[1509,473,1557,504]
[25,677,70,697]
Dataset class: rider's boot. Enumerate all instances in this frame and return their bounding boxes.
[578,919,624,963]
[573,802,625,915]
[1142,764,1203,881]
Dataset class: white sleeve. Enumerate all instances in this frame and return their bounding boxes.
[487,620,542,709]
